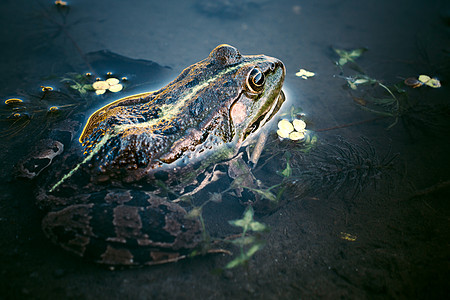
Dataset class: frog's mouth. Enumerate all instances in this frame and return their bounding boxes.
[245,90,285,138]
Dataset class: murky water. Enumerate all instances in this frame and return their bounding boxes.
[1,0,449,299]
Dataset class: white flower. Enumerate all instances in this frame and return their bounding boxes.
[92,78,123,95]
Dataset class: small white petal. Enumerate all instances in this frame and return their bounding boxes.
[106,78,120,86]
[92,81,109,90]
[293,119,306,132]
[289,131,305,141]
[108,83,123,92]
[278,119,294,133]
[277,129,290,139]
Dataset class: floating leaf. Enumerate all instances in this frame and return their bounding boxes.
[295,68,315,79]
[404,77,423,88]
[418,75,431,83]
[334,48,367,66]
[425,78,441,88]
[340,232,357,241]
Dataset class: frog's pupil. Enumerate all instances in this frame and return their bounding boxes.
[250,68,264,86]
[253,71,264,86]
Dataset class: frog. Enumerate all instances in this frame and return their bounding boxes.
[17,44,286,266]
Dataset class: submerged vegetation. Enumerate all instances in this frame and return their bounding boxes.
[332,47,449,134]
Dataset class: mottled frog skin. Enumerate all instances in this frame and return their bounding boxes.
[19,45,285,266]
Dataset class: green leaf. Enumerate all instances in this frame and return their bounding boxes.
[281,161,292,177]
[228,206,254,231]
[186,207,202,219]
[334,48,367,66]
[246,243,263,257]
[232,236,256,246]
[348,48,367,58]
[249,221,267,232]
[225,254,246,269]
[225,242,264,269]
[250,188,278,202]
[348,81,357,90]
[338,58,348,66]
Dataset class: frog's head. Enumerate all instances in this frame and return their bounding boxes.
[217,45,285,144]
[177,44,286,146]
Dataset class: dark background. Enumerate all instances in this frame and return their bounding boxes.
[0,0,449,299]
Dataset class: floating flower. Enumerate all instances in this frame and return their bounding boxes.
[277,118,307,141]
[92,78,123,95]
[295,68,315,80]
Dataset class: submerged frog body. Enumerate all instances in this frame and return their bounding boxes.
[21,44,285,266]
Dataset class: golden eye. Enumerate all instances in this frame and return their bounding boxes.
[247,67,265,93]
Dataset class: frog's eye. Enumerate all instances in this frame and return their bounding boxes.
[247,67,265,93]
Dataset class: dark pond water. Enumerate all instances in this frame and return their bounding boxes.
[1,0,449,299]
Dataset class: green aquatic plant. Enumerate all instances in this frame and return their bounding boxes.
[291,137,398,199]
[177,183,270,269]
[332,45,449,133]
[225,206,267,269]
[259,131,397,201]
[333,47,367,72]
[343,73,450,132]
[60,73,95,97]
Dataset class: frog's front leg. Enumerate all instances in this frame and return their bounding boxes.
[42,190,202,265]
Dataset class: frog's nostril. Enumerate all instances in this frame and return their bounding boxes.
[269,62,276,71]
